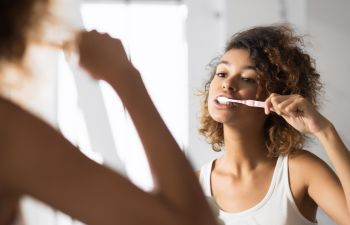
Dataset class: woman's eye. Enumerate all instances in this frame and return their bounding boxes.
[216,72,226,78]
[241,77,256,83]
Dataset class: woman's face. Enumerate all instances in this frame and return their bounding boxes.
[208,48,266,126]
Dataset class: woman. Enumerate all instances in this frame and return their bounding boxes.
[0,0,216,225]
[198,25,350,224]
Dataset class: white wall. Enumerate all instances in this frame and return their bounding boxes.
[185,0,227,168]
[306,0,350,160]
[306,1,350,224]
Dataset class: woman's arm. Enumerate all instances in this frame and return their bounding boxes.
[311,124,350,224]
[265,93,350,224]
[0,31,217,225]
[77,31,214,219]
[0,97,186,225]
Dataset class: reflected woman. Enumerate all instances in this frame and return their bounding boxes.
[198,25,350,225]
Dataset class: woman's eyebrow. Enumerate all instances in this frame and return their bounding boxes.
[217,60,256,71]
[241,65,257,71]
[217,60,231,66]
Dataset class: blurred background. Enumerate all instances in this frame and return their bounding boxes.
[17,0,350,224]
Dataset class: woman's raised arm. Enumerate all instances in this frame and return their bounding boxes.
[265,93,350,224]
[77,30,214,221]
[0,31,217,225]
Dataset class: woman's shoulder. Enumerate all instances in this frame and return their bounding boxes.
[0,96,27,121]
[289,150,326,167]
[0,96,16,112]
[0,95,44,127]
[288,149,333,182]
[0,96,20,134]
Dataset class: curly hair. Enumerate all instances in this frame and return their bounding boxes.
[198,24,322,156]
[0,0,52,64]
[0,0,52,92]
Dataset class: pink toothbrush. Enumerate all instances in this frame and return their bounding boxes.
[217,96,265,108]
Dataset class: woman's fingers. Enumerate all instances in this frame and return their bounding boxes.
[264,94,331,134]
[284,97,305,117]
[76,30,129,81]
[264,93,275,114]
[265,93,289,115]
[265,94,306,117]
[275,97,296,117]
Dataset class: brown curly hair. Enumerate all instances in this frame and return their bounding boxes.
[0,0,52,64]
[198,24,322,156]
[0,0,52,92]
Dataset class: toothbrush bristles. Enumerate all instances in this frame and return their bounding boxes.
[217,97,264,108]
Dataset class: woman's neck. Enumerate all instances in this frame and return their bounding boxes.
[219,124,272,175]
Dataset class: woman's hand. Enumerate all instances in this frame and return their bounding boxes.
[264,93,331,134]
[76,30,139,86]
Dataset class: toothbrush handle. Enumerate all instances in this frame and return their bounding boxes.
[245,100,265,108]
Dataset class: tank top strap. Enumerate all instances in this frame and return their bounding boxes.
[269,154,287,191]
[281,153,294,197]
[279,154,290,189]
[199,159,215,196]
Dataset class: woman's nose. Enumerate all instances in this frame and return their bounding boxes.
[222,78,237,92]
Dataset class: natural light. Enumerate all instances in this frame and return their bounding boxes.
[57,2,188,193]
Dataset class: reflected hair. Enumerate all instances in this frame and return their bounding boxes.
[198,24,322,156]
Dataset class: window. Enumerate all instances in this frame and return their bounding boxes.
[58,2,188,191]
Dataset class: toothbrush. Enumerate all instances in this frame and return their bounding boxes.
[217,96,265,108]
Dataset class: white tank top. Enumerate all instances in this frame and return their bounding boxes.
[199,155,317,225]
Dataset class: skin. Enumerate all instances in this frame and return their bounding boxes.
[0,31,218,225]
[203,48,350,224]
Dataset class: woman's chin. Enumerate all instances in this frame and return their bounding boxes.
[211,115,234,124]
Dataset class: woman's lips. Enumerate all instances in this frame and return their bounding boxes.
[213,99,238,109]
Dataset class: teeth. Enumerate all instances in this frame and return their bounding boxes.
[218,100,227,104]
[217,97,229,104]
[217,100,231,105]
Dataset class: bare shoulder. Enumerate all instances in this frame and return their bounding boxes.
[289,150,329,167]
[0,96,18,117]
[288,151,350,224]
[0,96,31,125]
[289,150,337,182]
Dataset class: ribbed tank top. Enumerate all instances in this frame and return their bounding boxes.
[199,155,317,225]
